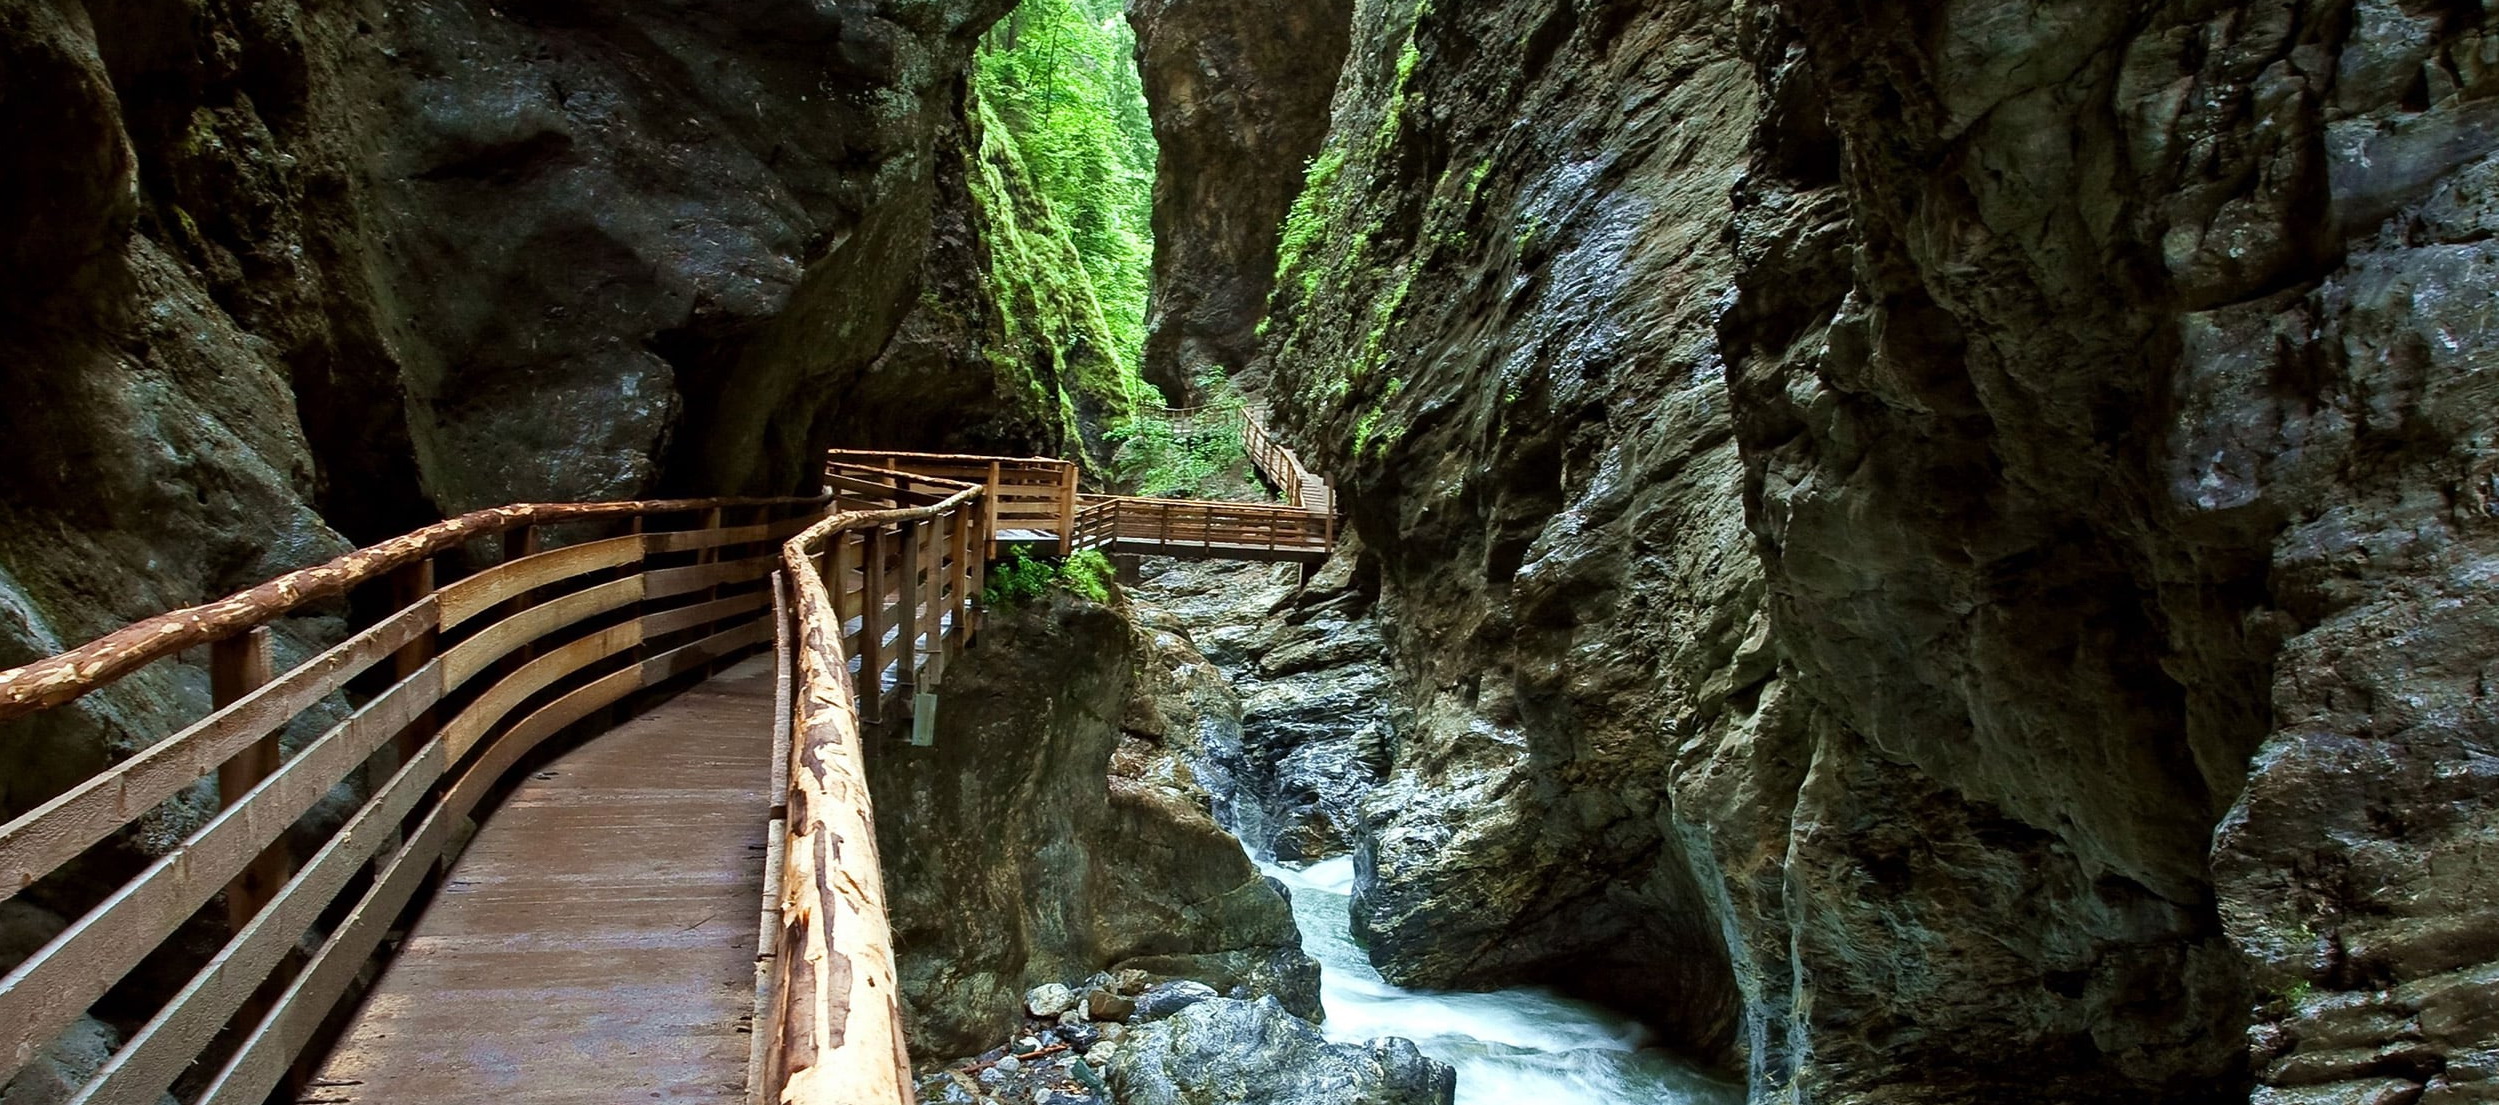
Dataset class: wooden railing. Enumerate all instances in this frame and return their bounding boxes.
[1072,495,1334,563]
[1240,411,1333,515]
[0,495,826,1105]
[757,474,989,1105]
[827,449,1078,556]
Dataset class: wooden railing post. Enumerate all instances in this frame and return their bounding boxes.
[213,628,284,933]
[946,507,971,659]
[1058,463,1078,556]
[861,528,887,723]
[387,557,438,764]
[897,519,921,696]
[985,461,1003,560]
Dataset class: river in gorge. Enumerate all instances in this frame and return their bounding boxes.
[1255,856,1743,1105]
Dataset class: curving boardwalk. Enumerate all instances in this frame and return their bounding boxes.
[0,422,1333,1105]
[308,656,776,1104]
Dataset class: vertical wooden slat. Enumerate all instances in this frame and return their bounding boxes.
[985,461,1003,559]
[897,519,921,695]
[213,628,282,934]
[860,528,886,723]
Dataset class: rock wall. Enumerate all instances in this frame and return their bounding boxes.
[1127,0,1353,401]
[867,591,1319,1061]
[1244,0,2499,1101]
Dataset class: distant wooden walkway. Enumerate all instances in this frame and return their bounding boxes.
[308,656,775,1104]
[829,413,1339,566]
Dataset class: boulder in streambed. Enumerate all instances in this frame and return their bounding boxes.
[1107,996,1454,1105]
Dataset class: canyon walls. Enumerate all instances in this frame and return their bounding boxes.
[1127,0,1354,400]
[1238,0,2499,1101]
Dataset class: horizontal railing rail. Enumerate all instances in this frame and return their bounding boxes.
[0,494,826,1104]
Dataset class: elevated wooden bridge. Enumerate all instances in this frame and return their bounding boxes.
[0,424,1333,1105]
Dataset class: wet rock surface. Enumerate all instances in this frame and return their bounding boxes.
[1129,555,1391,862]
[1252,0,2499,1100]
[1127,0,1355,400]
[868,591,1319,1060]
[1108,996,1454,1105]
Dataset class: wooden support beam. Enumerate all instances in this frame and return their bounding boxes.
[212,629,284,936]
[860,528,885,723]
[388,559,439,770]
[897,519,921,696]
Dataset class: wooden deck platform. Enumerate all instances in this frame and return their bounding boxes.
[307,656,775,1104]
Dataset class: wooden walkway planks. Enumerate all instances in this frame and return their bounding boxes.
[307,656,775,1105]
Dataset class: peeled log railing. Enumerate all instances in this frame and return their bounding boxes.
[758,472,988,1105]
[0,495,826,1104]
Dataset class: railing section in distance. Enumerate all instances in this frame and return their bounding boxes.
[826,449,1078,556]
[0,495,826,1105]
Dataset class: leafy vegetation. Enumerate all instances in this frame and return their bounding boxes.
[982,545,1121,606]
[1106,369,1255,498]
[976,0,1157,374]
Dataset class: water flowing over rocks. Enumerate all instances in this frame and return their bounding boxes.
[1108,996,1456,1105]
[1129,554,1393,862]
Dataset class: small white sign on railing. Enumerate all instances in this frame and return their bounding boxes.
[911,693,939,746]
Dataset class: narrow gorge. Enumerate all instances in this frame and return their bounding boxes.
[1,1,2494,1104]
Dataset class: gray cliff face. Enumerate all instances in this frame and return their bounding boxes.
[1244,0,2499,1101]
[1126,0,1353,401]
[1257,0,1762,1067]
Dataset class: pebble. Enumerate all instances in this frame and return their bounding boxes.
[1025,982,1079,1018]
[1133,980,1220,1020]
[1085,987,1136,1021]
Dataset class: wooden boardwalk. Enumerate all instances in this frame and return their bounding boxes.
[0,420,1332,1105]
[307,656,776,1104]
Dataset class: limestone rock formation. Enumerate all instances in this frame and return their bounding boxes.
[866,591,1320,1060]
[1131,555,1392,862]
[0,0,1127,913]
[1127,0,1354,400]
[1250,0,2499,1100]
[1107,996,1454,1105]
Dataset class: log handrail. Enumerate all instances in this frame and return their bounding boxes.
[0,495,827,724]
[0,494,825,1103]
[760,482,987,1105]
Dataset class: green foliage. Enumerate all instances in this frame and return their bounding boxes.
[983,546,1057,606]
[982,546,1122,607]
[1107,369,1252,498]
[1276,145,1348,302]
[977,0,1157,373]
[1059,549,1116,603]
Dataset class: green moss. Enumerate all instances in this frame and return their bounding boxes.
[1277,144,1348,301]
[1058,549,1116,604]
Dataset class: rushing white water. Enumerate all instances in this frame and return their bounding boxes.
[1257,856,1742,1105]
